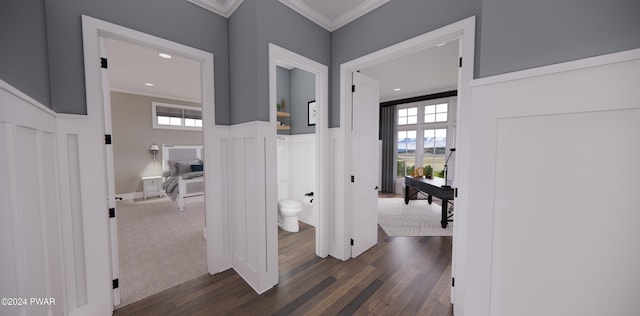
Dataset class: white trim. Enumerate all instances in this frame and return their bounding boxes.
[110,87,202,104]
[0,80,57,117]
[186,0,243,18]
[339,16,475,314]
[278,0,390,32]
[472,48,640,88]
[81,15,227,311]
[269,43,330,260]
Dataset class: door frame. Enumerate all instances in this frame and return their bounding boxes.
[82,15,227,308]
[339,16,475,312]
[268,43,330,258]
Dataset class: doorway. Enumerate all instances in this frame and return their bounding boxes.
[340,17,475,313]
[82,15,224,309]
[105,37,207,307]
[268,44,330,277]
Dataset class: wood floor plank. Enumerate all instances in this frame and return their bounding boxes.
[114,220,454,316]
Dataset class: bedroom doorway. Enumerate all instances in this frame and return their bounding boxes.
[107,38,206,308]
[82,16,222,310]
[268,44,330,279]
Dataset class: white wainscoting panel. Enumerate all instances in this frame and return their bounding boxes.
[204,127,233,273]
[285,134,317,226]
[1,81,64,316]
[465,49,640,316]
[329,128,348,260]
[56,114,114,315]
[228,122,278,294]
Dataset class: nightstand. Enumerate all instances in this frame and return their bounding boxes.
[141,176,163,199]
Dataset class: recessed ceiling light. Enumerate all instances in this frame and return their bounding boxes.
[158,53,172,59]
[144,82,154,87]
[436,42,446,47]
[393,88,401,91]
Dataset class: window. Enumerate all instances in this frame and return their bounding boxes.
[152,102,202,130]
[397,130,417,177]
[396,99,455,178]
[423,128,447,176]
[398,106,418,125]
[424,103,448,123]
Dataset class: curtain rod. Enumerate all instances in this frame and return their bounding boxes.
[380,90,457,108]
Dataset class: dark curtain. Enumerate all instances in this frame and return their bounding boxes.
[380,105,396,193]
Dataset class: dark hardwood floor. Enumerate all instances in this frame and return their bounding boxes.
[114,206,453,315]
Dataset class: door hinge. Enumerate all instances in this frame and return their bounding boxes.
[459,57,462,68]
[351,175,355,183]
[105,134,112,145]
[455,188,458,198]
[350,238,354,246]
[112,279,119,289]
[452,277,455,287]
[352,85,356,92]
[109,208,115,218]
[101,57,108,69]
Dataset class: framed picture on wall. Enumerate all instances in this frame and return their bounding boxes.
[308,100,317,126]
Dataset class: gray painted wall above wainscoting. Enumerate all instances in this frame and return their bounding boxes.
[229,0,330,125]
[2,0,639,127]
[44,0,230,123]
[111,92,202,194]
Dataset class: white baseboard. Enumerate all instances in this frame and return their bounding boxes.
[117,192,144,201]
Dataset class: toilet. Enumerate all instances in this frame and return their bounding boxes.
[278,199,303,232]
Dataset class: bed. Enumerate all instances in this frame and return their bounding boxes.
[160,145,204,210]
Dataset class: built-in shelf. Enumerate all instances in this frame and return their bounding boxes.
[277,125,291,131]
[277,111,291,118]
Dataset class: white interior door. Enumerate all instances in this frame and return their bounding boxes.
[99,37,121,307]
[351,72,380,258]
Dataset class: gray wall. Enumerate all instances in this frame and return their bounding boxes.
[330,0,482,127]
[0,0,51,107]
[42,0,230,124]
[111,92,202,194]
[290,68,315,134]
[4,0,640,127]
[229,0,331,124]
[479,0,640,77]
[275,67,315,134]
[276,66,291,134]
[330,0,640,127]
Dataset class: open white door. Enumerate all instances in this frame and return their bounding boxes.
[99,37,121,307]
[351,72,380,258]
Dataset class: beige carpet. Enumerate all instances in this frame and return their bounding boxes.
[116,196,207,307]
[378,198,453,237]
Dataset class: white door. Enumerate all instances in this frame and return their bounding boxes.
[99,37,121,307]
[465,52,640,315]
[351,72,380,258]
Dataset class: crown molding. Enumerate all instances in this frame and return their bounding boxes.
[187,0,243,18]
[279,0,390,32]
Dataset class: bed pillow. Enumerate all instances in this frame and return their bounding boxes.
[191,164,204,172]
[170,159,201,175]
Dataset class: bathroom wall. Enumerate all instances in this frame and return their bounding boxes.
[276,66,315,135]
[290,68,315,135]
[277,134,317,227]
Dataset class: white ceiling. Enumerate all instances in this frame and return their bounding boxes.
[107,38,202,103]
[361,40,459,101]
